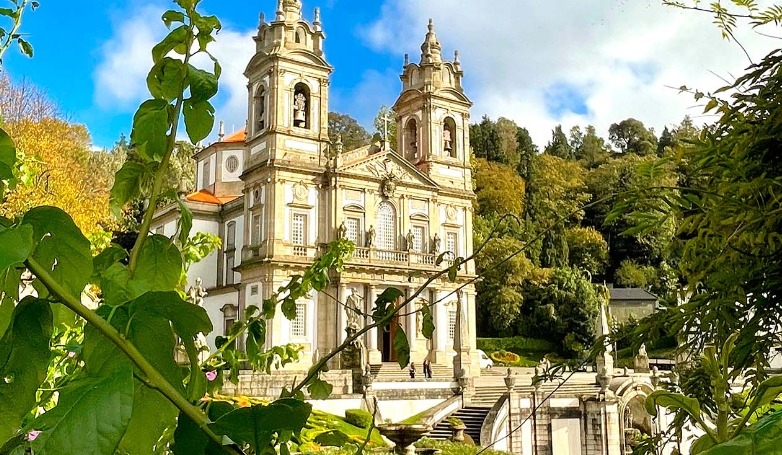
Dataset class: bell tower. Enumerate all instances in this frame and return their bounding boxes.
[244,0,332,167]
[392,20,472,191]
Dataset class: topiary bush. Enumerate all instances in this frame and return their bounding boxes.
[490,350,521,364]
[344,409,373,429]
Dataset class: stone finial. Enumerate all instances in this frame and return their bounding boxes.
[313,7,321,31]
[218,120,225,141]
[258,12,265,29]
[403,53,409,67]
[275,0,284,21]
[420,18,442,64]
[453,50,461,71]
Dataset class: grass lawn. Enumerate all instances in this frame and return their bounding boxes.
[303,409,386,448]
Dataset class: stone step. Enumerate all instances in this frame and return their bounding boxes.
[427,406,491,445]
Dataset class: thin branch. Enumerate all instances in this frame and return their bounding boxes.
[25,257,241,454]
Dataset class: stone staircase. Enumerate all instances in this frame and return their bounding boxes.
[370,362,455,381]
[427,406,492,444]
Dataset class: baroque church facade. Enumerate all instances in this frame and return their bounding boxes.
[153,0,480,374]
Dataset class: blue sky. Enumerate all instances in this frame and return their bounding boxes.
[2,0,779,149]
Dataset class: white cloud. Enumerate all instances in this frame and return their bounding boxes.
[359,0,780,146]
[93,5,255,142]
[93,6,162,110]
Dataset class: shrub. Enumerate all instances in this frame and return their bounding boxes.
[490,350,520,364]
[477,337,555,353]
[447,416,464,426]
[344,409,373,429]
[415,437,511,455]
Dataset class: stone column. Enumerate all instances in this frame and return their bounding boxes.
[532,390,552,455]
[581,398,622,455]
[406,286,419,362]
[366,284,381,364]
[434,289,450,364]
[508,390,523,455]
[338,283,347,345]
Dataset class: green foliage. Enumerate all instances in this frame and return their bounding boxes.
[614,259,657,289]
[565,226,608,277]
[476,337,555,353]
[608,118,658,156]
[344,409,373,429]
[415,437,511,455]
[329,112,370,151]
[0,298,52,443]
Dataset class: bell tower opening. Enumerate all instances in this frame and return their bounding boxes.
[405,118,418,161]
[443,117,456,158]
[293,83,310,129]
[254,85,266,134]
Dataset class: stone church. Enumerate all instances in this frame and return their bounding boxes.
[152,0,479,374]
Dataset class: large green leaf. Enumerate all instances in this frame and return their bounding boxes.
[91,244,128,280]
[393,324,410,369]
[420,301,435,340]
[187,64,218,102]
[183,98,215,144]
[0,127,16,183]
[307,376,333,400]
[131,291,212,339]
[22,207,92,300]
[151,25,188,63]
[210,399,312,453]
[702,410,782,455]
[749,375,782,410]
[645,390,701,419]
[0,298,53,443]
[99,263,135,306]
[147,57,187,102]
[110,161,148,217]
[128,235,183,295]
[0,224,33,274]
[117,381,178,454]
[30,364,134,455]
[131,99,172,162]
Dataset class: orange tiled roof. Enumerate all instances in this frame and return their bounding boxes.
[186,189,240,205]
[222,130,246,143]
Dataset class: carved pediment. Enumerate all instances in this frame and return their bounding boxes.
[339,150,438,189]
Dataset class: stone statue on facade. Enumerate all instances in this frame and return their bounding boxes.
[340,324,366,370]
[337,221,347,239]
[366,225,376,247]
[293,92,306,126]
[432,233,441,255]
[346,288,363,329]
[187,277,207,307]
[405,229,415,251]
[634,343,650,373]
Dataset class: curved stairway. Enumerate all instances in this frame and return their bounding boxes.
[426,406,491,444]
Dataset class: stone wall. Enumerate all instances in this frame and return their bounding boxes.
[220,369,354,399]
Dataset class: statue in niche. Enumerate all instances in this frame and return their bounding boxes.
[443,127,453,152]
[366,225,376,247]
[346,289,363,329]
[187,277,207,307]
[432,233,441,255]
[405,229,415,251]
[337,221,347,239]
[293,92,306,127]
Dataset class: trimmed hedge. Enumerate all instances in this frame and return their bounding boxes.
[490,350,521,364]
[344,409,373,429]
[477,337,555,353]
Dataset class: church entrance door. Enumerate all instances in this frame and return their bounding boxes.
[380,297,401,362]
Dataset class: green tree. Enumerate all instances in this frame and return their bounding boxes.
[470,115,503,163]
[566,226,609,277]
[472,158,525,219]
[608,117,658,156]
[329,111,371,152]
[372,105,396,151]
[515,125,538,180]
[543,125,574,160]
[573,125,610,168]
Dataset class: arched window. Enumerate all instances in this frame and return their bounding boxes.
[295,27,305,44]
[405,118,418,161]
[376,202,396,251]
[254,86,266,133]
[443,117,457,158]
[292,83,310,129]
